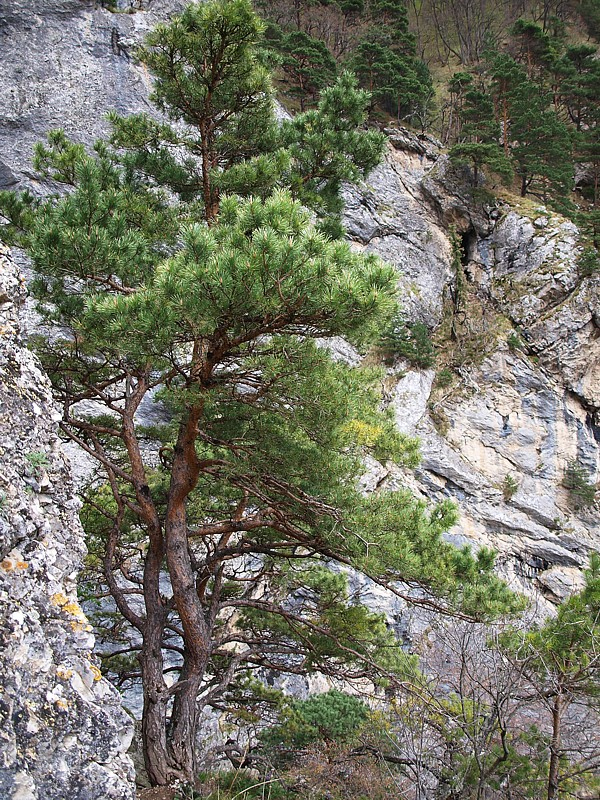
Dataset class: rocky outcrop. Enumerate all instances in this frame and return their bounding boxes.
[343,129,600,606]
[0,244,135,800]
[1,1,598,610]
[0,6,599,792]
[0,0,186,192]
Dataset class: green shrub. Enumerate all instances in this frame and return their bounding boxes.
[260,690,369,759]
[577,246,600,278]
[379,319,436,368]
[507,331,522,352]
[563,460,597,509]
[435,367,454,388]
[503,474,519,501]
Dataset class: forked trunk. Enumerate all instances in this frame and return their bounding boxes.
[154,402,212,785]
[140,621,171,785]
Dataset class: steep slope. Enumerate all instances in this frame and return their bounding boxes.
[1,0,598,611]
[0,0,599,765]
[0,0,186,192]
[344,132,600,606]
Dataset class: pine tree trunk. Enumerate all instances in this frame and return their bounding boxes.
[140,620,171,785]
[503,96,509,158]
[159,402,212,784]
[167,656,206,781]
[547,691,563,800]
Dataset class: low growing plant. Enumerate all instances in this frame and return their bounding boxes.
[506,331,522,352]
[563,460,597,509]
[503,474,519,501]
[578,246,600,278]
[379,319,436,368]
[435,367,454,388]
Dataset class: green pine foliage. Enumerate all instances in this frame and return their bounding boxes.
[265,24,337,109]
[449,86,513,186]
[509,81,574,204]
[580,0,600,39]
[563,459,597,508]
[259,690,369,758]
[499,554,600,799]
[0,0,522,785]
[379,318,436,368]
[256,0,432,123]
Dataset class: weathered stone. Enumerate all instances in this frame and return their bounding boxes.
[537,566,586,601]
[0,245,135,800]
[390,369,435,435]
[0,0,187,193]
[342,147,453,327]
[0,9,600,796]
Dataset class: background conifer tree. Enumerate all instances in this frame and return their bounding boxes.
[449,87,513,187]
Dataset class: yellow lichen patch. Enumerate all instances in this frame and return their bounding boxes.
[1,555,29,571]
[51,592,69,606]
[56,666,73,680]
[51,592,88,622]
[55,699,69,711]
[89,664,103,682]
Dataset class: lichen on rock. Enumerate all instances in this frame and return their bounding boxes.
[0,244,135,800]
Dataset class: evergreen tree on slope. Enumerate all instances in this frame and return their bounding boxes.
[0,0,518,787]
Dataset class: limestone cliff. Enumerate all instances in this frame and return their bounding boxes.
[0,0,599,792]
[344,135,600,607]
[0,244,135,799]
[2,0,599,606]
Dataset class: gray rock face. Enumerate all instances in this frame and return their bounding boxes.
[481,207,600,409]
[0,245,135,800]
[342,127,599,605]
[342,144,453,327]
[0,3,599,789]
[0,0,186,191]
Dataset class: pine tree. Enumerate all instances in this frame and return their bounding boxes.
[486,52,574,204]
[509,79,574,203]
[0,0,519,787]
[349,34,432,123]
[557,44,600,132]
[501,554,600,800]
[449,87,513,187]
[266,25,337,110]
[510,18,559,80]
[487,53,527,159]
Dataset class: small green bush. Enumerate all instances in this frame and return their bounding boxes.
[507,331,522,352]
[25,451,49,474]
[379,319,436,368]
[435,367,454,388]
[260,690,369,760]
[503,474,519,501]
[563,460,597,509]
[577,247,600,278]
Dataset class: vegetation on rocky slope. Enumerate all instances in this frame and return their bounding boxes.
[1,0,599,798]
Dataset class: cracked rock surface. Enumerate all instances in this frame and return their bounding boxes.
[343,129,599,608]
[0,245,135,800]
